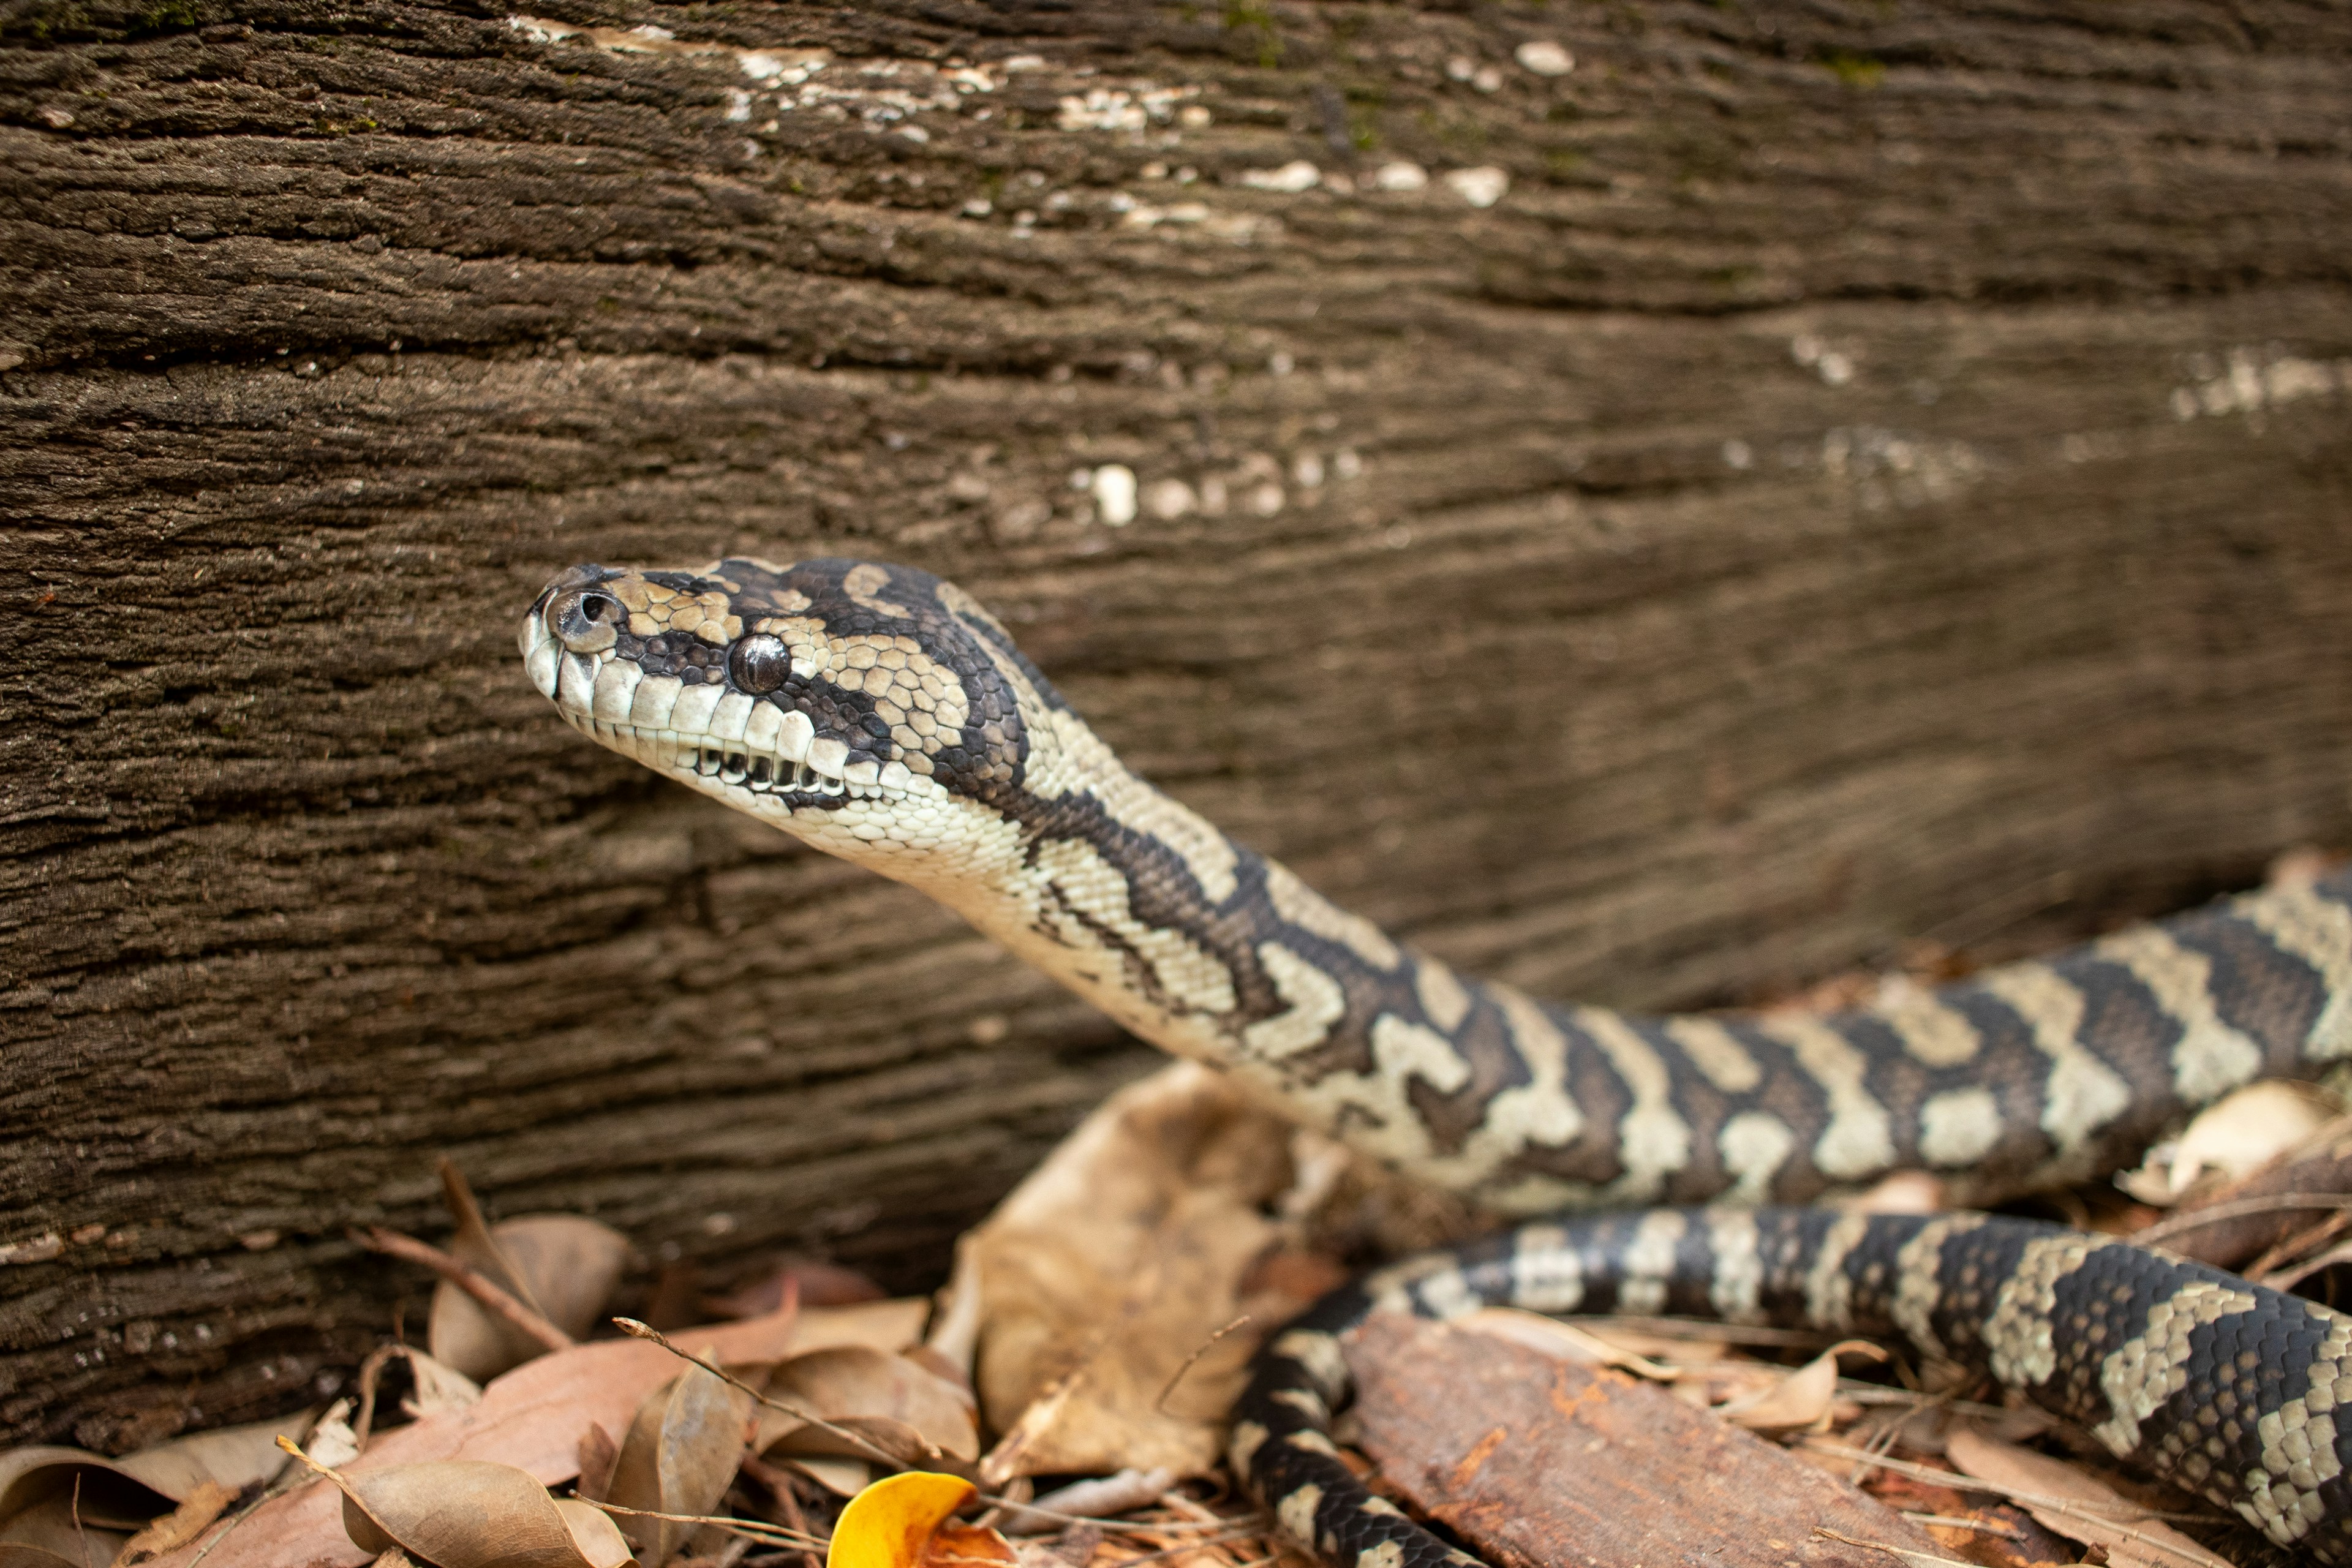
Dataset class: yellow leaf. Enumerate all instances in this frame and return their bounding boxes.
[826,1472,1012,1568]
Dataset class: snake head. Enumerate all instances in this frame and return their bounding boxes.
[522,557,1055,883]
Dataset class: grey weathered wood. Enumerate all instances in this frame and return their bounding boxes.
[6,1,2352,1448]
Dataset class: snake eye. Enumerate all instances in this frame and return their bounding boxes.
[729,633,791,694]
[548,587,625,653]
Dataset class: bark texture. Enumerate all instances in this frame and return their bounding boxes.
[6,0,2352,1449]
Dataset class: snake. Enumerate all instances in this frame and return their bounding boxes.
[521,555,2352,1565]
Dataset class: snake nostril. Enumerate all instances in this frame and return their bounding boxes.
[549,587,625,654]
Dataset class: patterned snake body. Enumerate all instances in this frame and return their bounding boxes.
[524,556,2352,1562]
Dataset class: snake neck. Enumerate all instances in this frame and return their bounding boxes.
[928,710,2352,1213]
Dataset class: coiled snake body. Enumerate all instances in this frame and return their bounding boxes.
[525,556,2352,1564]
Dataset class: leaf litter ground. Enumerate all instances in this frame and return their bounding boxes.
[10,857,2352,1568]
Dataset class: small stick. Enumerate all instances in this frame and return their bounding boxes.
[1155,1315,1252,1414]
[2132,1191,2352,1246]
[1898,1513,2024,1539]
[575,1497,825,1550]
[353,1227,572,1352]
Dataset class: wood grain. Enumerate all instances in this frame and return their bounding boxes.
[5,1,2352,1446]
[1348,1312,1947,1568]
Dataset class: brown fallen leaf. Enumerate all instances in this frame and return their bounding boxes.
[963,1063,1324,1480]
[113,1481,237,1566]
[795,1300,933,1359]
[295,1447,633,1568]
[0,1496,133,1568]
[1942,1428,2231,1568]
[2116,1082,2340,1205]
[758,1349,977,1466]
[144,1301,801,1568]
[577,1423,622,1506]
[0,1446,176,1548]
[0,1546,86,1568]
[431,1187,633,1384]
[608,1360,756,1566]
[1719,1342,1888,1432]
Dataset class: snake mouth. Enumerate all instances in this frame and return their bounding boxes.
[561,710,921,806]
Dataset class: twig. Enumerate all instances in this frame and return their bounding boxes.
[611,1317,923,1469]
[2132,1191,2352,1246]
[575,1496,826,1550]
[1156,1315,1253,1414]
[1898,1513,2024,1539]
[1802,1441,2223,1523]
[1811,1525,1979,1568]
[353,1227,572,1353]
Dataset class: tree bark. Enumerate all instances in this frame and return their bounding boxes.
[6,0,2352,1449]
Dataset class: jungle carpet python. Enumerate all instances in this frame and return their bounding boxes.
[524,557,2352,1566]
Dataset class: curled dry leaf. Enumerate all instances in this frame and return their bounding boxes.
[0,1446,176,1555]
[2117,1080,2340,1204]
[758,1348,978,1468]
[1716,1341,1887,1431]
[608,1360,756,1566]
[306,1451,633,1568]
[826,1472,1013,1568]
[965,1063,1326,1479]
[431,1213,633,1383]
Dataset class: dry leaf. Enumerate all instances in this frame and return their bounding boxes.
[0,1446,176,1537]
[0,1547,86,1568]
[782,1457,876,1498]
[2117,1081,2339,1203]
[112,1409,314,1499]
[608,1360,756,1566]
[965,1063,1323,1479]
[0,1496,133,1568]
[1943,1427,2231,1568]
[758,1349,977,1464]
[1717,1341,1886,1431]
[431,1213,633,1382]
[826,1472,1013,1568]
[576,1423,621,1506]
[143,1302,800,1568]
[795,1300,933,1358]
[112,1481,235,1564]
[400,1350,484,1422]
[314,1454,633,1568]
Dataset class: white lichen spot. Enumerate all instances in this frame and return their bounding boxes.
[1057,84,1196,134]
[1790,333,1856,385]
[1446,56,1478,82]
[1178,104,1213,129]
[1268,352,1295,377]
[1248,482,1285,516]
[1144,478,1196,519]
[1332,449,1362,480]
[1121,202,1210,229]
[1091,464,1139,526]
[725,89,752,122]
[1443,166,1509,208]
[962,198,993,217]
[1722,439,1753,469]
[2171,346,2350,424]
[1515,40,1575,76]
[1473,66,1504,92]
[1373,161,1427,192]
[1292,453,1324,488]
[1241,160,1321,193]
